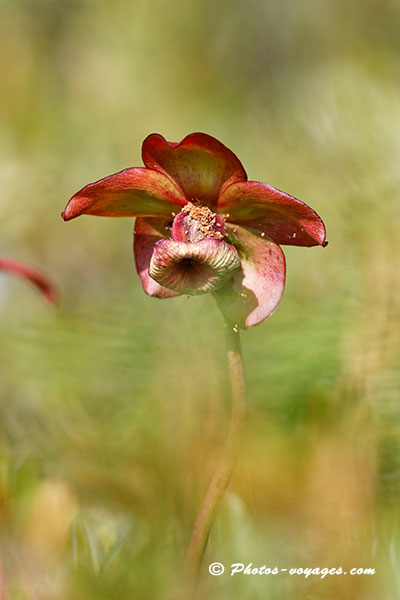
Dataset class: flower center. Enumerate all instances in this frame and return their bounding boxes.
[171,202,225,243]
[149,237,240,296]
[148,203,239,296]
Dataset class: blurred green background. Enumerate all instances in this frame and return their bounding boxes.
[1,0,400,598]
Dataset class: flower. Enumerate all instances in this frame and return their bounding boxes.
[62,133,326,327]
[0,257,56,303]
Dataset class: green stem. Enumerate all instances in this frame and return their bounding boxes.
[184,319,247,581]
[0,551,6,600]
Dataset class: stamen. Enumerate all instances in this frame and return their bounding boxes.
[171,202,225,243]
[180,202,223,241]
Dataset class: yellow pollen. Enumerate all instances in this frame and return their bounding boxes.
[181,202,223,240]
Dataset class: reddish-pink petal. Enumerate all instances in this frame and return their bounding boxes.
[218,181,327,247]
[134,217,181,299]
[0,257,56,304]
[62,168,186,221]
[213,224,285,328]
[141,133,247,208]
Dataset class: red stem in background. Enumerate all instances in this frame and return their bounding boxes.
[0,257,56,304]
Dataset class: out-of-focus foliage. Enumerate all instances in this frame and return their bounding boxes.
[1,0,400,598]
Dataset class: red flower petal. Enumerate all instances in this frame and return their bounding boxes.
[142,133,247,208]
[134,217,181,299]
[218,181,327,247]
[0,257,56,304]
[213,224,285,328]
[62,168,186,221]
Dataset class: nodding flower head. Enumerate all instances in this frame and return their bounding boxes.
[62,133,326,327]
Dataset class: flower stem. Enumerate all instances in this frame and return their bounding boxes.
[184,319,247,581]
[0,551,6,600]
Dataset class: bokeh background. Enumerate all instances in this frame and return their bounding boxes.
[1,0,400,598]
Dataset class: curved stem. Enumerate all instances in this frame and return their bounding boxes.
[184,319,247,581]
[0,257,56,304]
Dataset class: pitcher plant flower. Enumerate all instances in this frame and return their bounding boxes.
[0,256,56,304]
[62,133,326,328]
[62,133,326,582]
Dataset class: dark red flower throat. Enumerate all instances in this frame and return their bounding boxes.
[149,202,240,295]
